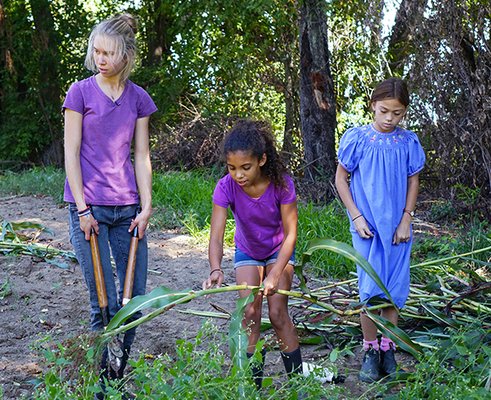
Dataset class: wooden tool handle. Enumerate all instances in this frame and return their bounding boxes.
[90,230,108,309]
[122,226,139,306]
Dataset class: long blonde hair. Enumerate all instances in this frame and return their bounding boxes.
[84,14,138,83]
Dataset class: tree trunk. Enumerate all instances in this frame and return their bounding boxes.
[281,42,300,169]
[298,0,337,201]
[387,0,426,76]
[0,0,6,121]
[145,0,173,66]
[29,0,63,166]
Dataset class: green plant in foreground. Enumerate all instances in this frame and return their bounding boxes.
[0,220,77,268]
[33,322,340,399]
[387,323,491,400]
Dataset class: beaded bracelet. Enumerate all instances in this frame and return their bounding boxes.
[352,214,363,222]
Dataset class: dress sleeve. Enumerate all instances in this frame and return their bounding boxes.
[407,132,426,176]
[212,176,231,208]
[337,127,363,172]
[62,82,84,114]
[279,175,297,204]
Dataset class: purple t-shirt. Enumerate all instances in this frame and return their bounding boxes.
[63,76,157,205]
[213,174,297,259]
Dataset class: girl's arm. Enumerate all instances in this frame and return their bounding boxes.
[132,116,152,239]
[64,109,98,240]
[393,173,420,244]
[203,204,228,289]
[262,201,298,296]
[335,164,373,239]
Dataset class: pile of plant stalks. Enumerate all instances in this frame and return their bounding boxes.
[0,220,76,269]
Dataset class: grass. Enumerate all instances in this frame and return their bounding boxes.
[0,167,65,202]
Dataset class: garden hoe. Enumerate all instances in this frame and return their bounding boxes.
[90,228,124,376]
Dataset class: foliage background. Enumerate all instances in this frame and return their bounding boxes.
[1,0,490,210]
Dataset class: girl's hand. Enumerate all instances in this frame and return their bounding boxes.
[80,214,98,240]
[354,216,374,239]
[393,218,411,244]
[262,273,280,296]
[202,269,224,290]
[129,208,152,239]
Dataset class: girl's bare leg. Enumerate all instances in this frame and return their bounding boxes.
[360,312,379,341]
[236,265,265,353]
[380,306,398,325]
[265,263,299,352]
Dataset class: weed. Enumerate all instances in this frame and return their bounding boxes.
[0,279,11,299]
[388,323,491,400]
[32,322,342,399]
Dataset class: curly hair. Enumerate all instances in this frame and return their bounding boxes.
[222,120,286,188]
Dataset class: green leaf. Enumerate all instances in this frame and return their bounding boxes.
[229,293,255,370]
[11,221,53,235]
[106,286,190,330]
[421,302,462,329]
[229,292,255,397]
[45,259,70,269]
[365,312,424,358]
[300,238,394,305]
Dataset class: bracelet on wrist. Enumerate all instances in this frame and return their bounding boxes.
[77,206,90,215]
[78,210,92,218]
[403,209,415,218]
[209,268,223,276]
[352,214,362,222]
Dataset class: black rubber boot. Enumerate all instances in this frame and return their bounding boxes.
[247,348,266,390]
[381,348,405,378]
[359,347,382,383]
[280,347,303,377]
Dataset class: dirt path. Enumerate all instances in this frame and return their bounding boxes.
[0,195,406,399]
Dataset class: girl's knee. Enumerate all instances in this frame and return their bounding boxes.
[268,307,291,328]
[244,304,262,323]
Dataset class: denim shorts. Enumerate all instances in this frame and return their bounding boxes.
[234,247,295,269]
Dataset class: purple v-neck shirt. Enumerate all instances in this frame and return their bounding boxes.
[63,76,157,206]
[213,174,296,259]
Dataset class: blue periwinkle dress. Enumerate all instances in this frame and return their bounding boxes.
[338,124,426,308]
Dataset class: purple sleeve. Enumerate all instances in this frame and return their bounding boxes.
[337,127,363,172]
[137,88,158,118]
[62,82,84,114]
[279,175,296,204]
[407,132,426,176]
[212,177,230,208]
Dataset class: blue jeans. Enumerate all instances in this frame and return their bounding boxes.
[68,203,147,348]
[234,247,296,269]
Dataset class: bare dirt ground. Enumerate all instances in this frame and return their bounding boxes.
[0,195,414,399]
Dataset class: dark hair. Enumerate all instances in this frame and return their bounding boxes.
[222,120,286,187]
[370,77,410,107]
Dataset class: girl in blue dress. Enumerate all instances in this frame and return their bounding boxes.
[335,78,425,382]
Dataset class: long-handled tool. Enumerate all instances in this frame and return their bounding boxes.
[90,228,123,375]
[90,228,110,325]
[122,223,139,306]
